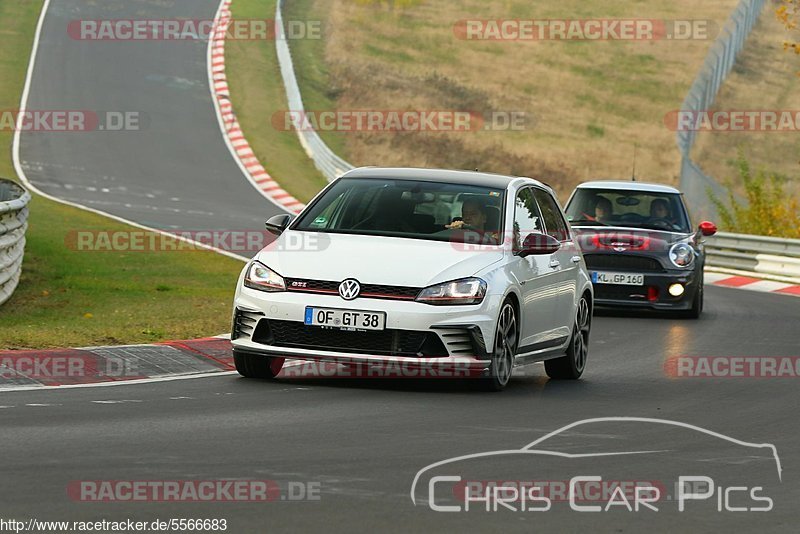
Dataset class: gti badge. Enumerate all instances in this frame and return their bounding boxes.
[338,279,361,300]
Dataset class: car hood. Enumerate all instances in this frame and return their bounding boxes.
[572,226,693,254]
[255,231,505,286]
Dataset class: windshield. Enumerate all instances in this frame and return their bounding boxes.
[565,188,691,233]
[293,178,506,244]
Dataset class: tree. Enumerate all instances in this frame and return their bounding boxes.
[777,0,800,74]
[709,150,800,238]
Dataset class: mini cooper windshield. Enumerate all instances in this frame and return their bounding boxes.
[566,188,691,233]
[293,178,506,244]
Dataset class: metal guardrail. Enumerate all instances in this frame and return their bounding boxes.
[0,179,31,306]
[705,231,800,281]
[677,0,767,219]
[276,0,355,182]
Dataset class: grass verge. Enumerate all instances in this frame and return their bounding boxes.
[271,0,741,200]
[224,0,329,202]
[0,0,245,349]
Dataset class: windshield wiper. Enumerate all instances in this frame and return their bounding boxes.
[568,218,609,226]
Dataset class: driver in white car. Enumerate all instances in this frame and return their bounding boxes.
[446,197,488,231]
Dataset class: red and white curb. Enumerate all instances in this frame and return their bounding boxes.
[209,0,305,214]
[705,272,800,297]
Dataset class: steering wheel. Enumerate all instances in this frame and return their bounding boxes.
[648,218,674,230]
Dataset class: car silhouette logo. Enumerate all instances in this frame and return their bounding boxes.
[338,279,361,300]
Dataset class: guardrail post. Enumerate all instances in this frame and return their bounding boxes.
[0,179,31,306]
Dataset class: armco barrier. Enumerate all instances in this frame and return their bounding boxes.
[276,0,354,182]
[705,232,800,282]
[0,179,31,306]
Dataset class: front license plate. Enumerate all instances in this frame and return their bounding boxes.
[304,307,386,331]
[592,271,645,286]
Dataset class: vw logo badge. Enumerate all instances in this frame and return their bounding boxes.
[338,279,361,300]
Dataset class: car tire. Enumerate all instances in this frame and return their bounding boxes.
[478,300,518,392]
[681,277,704,319]
[545,294,590,380]
[233,350,284,379]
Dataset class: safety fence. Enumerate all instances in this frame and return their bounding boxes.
[676,0,768,219]
[705,231,800,282]
[0,179,31,306]
[276,0,354,182]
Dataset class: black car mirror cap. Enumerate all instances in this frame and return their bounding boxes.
[517,233,561,257]
[265,214,294,236]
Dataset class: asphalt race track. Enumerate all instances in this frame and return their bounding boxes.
[6,0,800,532]
[1,286,798,532]
[17,0,286,238]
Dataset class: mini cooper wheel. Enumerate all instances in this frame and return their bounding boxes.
[480,301,518,391]
[681,276,704,319]
[545,295,590,380]
[234,350,284,379]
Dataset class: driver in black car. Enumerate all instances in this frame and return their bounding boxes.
[649,198,675,225]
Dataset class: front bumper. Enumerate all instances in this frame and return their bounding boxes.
[231,285,500,368]
[591,269,700,310]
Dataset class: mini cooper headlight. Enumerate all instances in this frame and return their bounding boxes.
[415,277,487,305]
[244,261,286,292]
[669,243,695,268]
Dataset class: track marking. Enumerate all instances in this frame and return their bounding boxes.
[12,0,249,263]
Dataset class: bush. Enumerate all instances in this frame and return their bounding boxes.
[709,151,800,238]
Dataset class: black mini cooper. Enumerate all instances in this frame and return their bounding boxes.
[564,181,717,318]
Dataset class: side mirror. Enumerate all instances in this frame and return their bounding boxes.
[518,233,561,257]
[698,221,717,237]
[265,214,294,236]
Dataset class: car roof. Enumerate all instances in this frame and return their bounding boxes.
[576,180,681,194]
[341,167,545,190]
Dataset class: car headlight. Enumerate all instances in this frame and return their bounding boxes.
[415,277,487,305]
[669,243,695,268]
[244,261,286,292]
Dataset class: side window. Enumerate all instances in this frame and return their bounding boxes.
[513,188,543,251]
[533,188,570,241]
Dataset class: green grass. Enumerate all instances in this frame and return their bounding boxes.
[224,0,330,201]
[0,0,246,349]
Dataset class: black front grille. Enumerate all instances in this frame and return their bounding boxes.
[594,284,649,300]
[284,278,421,300]
[584,254,664,272]
[254,320,447,357]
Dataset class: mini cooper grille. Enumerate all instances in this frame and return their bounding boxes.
[593,284,649,301]
[232,309,264,340]
[284,278,421,300]
[583,254,664,272]
[255,320,447,357]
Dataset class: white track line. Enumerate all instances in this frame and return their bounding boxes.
[12,0,249,263]
[0,371,240,394]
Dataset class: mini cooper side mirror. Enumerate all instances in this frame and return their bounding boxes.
[265,214,294,236]
[698,221,717,237]
[518,233,561,257]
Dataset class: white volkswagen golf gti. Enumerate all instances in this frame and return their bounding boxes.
[231,168,593,390]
